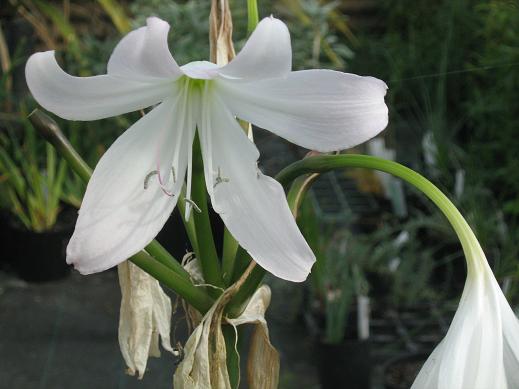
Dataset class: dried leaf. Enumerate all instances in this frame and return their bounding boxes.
[210,0,236,65]
[174,285,279,389]
[118,261,173,379]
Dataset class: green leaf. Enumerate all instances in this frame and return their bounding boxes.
[34,0,83,64]
[96,0,132,34]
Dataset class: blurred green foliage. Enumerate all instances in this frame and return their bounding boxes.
[466,1,519,217]
[301,194,446,343]
[275,0,355,70]
[0,110,68,231]
[348,0,519,300]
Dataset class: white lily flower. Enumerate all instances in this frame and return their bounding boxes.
[25,16,388,282]
[412,226,519,388]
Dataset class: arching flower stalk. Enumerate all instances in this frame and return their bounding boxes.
[25,16,388,282]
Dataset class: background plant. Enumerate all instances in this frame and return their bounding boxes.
[0,111,67,231]
[347,0,519,305]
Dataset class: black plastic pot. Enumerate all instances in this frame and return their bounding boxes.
[383,352,428,389]
[9,226,72,282]
[306,311,372,389]
[316,339,371,389]
[0,211,13,271]
[4,209,75,282]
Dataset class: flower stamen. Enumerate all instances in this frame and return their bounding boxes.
[184,199,202,213]
[143,170,159,190]
[213,167,230,188]
[144,167,177,197]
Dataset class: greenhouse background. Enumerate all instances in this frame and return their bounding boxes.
[1,0,518,388]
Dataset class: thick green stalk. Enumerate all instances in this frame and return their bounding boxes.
[229,247,251,284]
[177,186,200,255]
[247,0,259,34]
[191,136,224,289]
[222,231,239,285]
[145,240,191,279]
[30,110,92,183]
[130,250,213,313]
[226,264,265,318]
[29,110,211,299]
[222,325,241,388]
[277,154,486,275]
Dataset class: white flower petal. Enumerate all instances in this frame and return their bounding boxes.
[25,51,173,120]
[412,263,519,389]
[67,95,193,274]
[181,61,221,80]
[217,17,291,81]
[198,93,315,282]
[217,70,388,152]
[107,16,183,81]
[501,292,519,387]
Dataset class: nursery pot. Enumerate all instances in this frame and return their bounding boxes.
[382,352,428,389]
[5,210,75,282]
[307,311,372,389]
[9,225,72,282]
[0,212,13,270]
[316,339,371,389]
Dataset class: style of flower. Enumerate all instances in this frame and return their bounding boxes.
[25,16,388,282]
[412,228,519,389]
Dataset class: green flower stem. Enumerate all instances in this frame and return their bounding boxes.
[177,186,200,255]
[130,250,213,313]
[222,325,241,388]
[247,0,259,34]
[145,240,191,278]
[29,110,197,283]
[285,173,325,292]
[285,172,320,217]
[229,246,252,284]
[226,263,265,318]
[29,110,92,183]
[222,230,239,285]
[277,154,485,275]
[191,135,224,290]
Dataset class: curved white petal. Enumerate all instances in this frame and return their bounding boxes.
[67,94,194,274]
[26,51,174,120]
[217,17,291,81]
[217,70,388,152]
[412,261,519,389]
[501,292,519,387]
[198,92,315,282]
[181,61,221,80]
[108,16,183,81]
